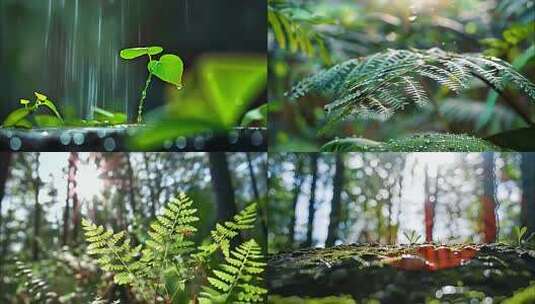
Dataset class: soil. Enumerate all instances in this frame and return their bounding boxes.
[267,243,535,304]
[0,127,267,152]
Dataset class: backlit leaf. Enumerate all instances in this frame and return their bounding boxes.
[148,54,184,87]
[120,46,163,60]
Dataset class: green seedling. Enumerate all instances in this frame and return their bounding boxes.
[241,103,268,127]
[120,46,184,124]
[3,92,64,128]
[513,226,534,247]
[403,230,422,245]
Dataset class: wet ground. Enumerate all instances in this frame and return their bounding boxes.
[267,243,535,304]
[0,127,267,152]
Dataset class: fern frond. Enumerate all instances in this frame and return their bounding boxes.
[15,260,61,304]
[268,0,332,63]
[198,203,258,260]
[199,239,267,304]
[143,193,199,268]
[320,133,500,152]
[290,48,535,125]
[82,219,142,286]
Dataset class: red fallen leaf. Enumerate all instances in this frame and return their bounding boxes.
[385,254,435,271]
[387,245,479,271]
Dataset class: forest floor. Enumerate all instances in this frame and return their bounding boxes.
[267,243,535,304]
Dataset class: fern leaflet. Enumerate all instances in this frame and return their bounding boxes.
[289,48,535,128]
[199,239,267,304]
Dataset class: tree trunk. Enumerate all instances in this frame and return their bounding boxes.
[124,153,137,215]
[521,153,535,235]
[63,153,77,246]
[481,152,497,243]
[208,153,238,223]
[32,153,41,261]
[0,152,11,296]
[246,153,267,238]
[143,153,157,218]
[424,166,434,243]
[70,153,81,246]
[288,157,304,246]
[304,153,319,248]
[326,154,345,247]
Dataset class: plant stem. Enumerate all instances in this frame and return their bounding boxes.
[137,71,153,124]
[470,72,535,127]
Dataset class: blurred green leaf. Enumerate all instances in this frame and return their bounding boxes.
[94,107,127,125]
[15,118,33,129]
[241,104,267,127]
[199,56,267,127]
[42,100,64,122]
[3,108,31,127]
[148,54,184,87]
[34,114,63,127]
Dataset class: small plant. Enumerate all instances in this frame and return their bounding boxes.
[120,46,184,124]
[403,230,422,245]
[82,193,266,303]
[513,226,534,247]
[3,92,64,128]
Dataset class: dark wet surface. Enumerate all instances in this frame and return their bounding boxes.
[268,243,535,303]
[0,127,267,152]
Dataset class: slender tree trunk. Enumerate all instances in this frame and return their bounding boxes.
[326,154,345,247]
[143,153,157,218]
[208,153,238,223]
[304,154,319,248]
[482,152,497,243]
[63,153,77,246]
[288,158,304,246]
[246,153,267,235]
[32,153,41,261]
[0,152,11,296]
[424,166,434,243]
[70,153,81,246]
[521,153,535,235]
[125,153,137,215]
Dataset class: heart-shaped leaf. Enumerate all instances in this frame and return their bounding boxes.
[3,108,31,127]
[148,54,184,87]
[120,46,164,60]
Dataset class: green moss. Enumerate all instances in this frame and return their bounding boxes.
[321,133,500,152]
[503,284,535,304]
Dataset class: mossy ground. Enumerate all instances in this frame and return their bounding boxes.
[267,243,535,304]
[321,133,501,152]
